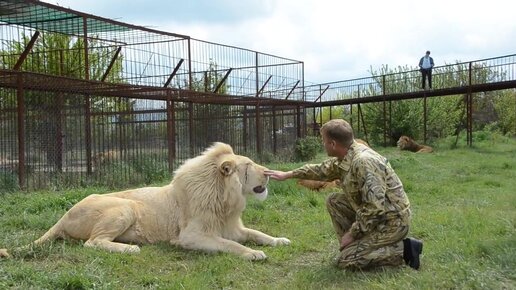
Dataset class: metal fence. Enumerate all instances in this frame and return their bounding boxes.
[1,1,514,190]
[303,54,516,103]
[303,54,516,145]
[0,0,307,190]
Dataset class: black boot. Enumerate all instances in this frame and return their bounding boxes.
[403,238,423,270]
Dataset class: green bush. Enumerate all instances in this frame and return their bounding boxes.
[130,158,169,184]
[294,136,321,162]
[0,172,19,193]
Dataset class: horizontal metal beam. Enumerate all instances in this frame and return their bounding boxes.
[304,80,516,107]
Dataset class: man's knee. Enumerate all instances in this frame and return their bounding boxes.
[325,192,339,209]
[326,192,355,219]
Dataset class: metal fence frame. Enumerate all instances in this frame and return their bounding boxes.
[0,0,308,189]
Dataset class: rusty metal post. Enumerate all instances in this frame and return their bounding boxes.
[56,49,65,172]
[213,68,232,93]
[13,31,40,71]
[312,106,316,135]
[16,74,25,189]
[389,100,392,145]
[382,74,387,147]
[285,80,300,100]
[11,31,39,189]
[243,106,248,152]
[255,50,259,96]
[56,92,64,172]
[423,95,427,144]
[319,102,323,125]
[187,38,192,90]
[350,102,353,130]
[164,59,184,88]
[166,92,176,172]
[296,106,302,138]
[355,85,360,134]
[204,71,209,92]
[357,103,361,135]
[272,106,277,154]
[189,102,194,156]
[358,103,368,142]
[100,46,121,82]
[467,62,473,146]
[299,107,304,138]
[83,16,93,175]
[255,104,262,158]
[255,52,262,157]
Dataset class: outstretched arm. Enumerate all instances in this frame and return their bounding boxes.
[264,170,294,181]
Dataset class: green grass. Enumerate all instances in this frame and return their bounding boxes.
[1,134,515,289]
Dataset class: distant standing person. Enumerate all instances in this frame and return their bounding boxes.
[419,50,434,89]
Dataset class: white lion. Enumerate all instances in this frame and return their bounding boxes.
[0,142,290,260]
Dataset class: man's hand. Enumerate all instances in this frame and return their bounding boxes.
[340,231,355,251]
[264,170,293,181]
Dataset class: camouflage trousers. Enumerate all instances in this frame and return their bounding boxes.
[326,192,410,270]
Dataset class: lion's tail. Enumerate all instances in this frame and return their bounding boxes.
[0,220,63,259]
[33,221,63,245]
[0,248,9,258]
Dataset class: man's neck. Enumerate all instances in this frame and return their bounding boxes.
[335,148,349,160]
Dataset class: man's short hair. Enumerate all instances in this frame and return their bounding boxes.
[426,51,431,55]
[320,119,354,147]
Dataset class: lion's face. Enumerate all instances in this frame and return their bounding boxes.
[397,136,411,149]
[221,156,269,201]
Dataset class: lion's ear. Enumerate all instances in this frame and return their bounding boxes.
[220,160,236,176]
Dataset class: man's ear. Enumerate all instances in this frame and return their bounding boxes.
[219,160,236,176]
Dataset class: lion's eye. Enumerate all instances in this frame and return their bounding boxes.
[244,164,249,184]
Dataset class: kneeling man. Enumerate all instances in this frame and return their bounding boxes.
[266,119,423,270]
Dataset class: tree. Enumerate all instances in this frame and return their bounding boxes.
[1,32,124,167]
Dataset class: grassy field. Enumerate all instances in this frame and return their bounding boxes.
[1,133,515,289]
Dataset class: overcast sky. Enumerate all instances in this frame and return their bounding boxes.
[42,0,516,83]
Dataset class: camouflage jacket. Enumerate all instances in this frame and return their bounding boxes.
[292,141,411,239]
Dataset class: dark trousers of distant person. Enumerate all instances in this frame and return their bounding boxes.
[421,68,432,89]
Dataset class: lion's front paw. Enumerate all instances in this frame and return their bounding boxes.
[243,249,267,261]
[272,237,291,246]
[124,245,141,254]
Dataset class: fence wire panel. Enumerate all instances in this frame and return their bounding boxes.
[0,88,18,189]
[0,1,308,190]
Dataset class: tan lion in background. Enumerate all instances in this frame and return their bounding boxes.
[0,142,290,260]
[297,179,340,191]
[397,135,433,153]
[92,150,119,168]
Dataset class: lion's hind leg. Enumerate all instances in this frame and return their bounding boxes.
[84,206,140,254]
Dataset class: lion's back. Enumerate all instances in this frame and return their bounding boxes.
[397,136,433,153]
